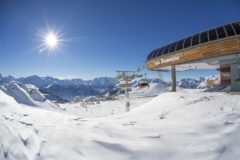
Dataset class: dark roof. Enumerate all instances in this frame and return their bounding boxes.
[147,21,240,60]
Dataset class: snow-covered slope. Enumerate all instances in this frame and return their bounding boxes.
[197,76,220,89]
[0,82,57,107]
[1,89,240,160]
[0,89,21,107]
[19,84,46,102]
[177,76,220,89]
[105,78,169,98]
[0,82,38,106]
[177,77,205,89]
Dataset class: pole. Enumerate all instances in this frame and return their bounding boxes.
[171,65,176,92]
[125,87,130,112]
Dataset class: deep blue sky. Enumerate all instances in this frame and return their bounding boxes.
[0,0,240,80]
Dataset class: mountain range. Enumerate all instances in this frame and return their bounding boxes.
[0,74,117,100]
[0,74,219,104]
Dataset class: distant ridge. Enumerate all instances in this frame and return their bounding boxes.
[0,74,117,100]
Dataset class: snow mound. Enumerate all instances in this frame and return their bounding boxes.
[131,82,169,96]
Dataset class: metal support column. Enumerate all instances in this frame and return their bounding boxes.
[125,87,130,112]
[171,65,176,92]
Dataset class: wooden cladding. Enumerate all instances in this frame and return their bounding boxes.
[220,65,231,85]
[147,36,240,69]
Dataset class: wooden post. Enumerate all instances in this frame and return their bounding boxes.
[171,65,176,92]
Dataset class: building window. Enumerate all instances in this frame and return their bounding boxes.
[209,29,217,41]
[162,44,171,54]
[225,25,235,37]
[176,39,184,51]
[200,31,209,43]
[232,23,240,35]
[156,47,164,57]
[147,51,154,60]
[192,34,199,46]
[150,50,158,59]
[183,36,192,49]
[169,42,178,53]
[216,26,227,39]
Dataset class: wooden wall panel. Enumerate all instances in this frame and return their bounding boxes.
[220,65,231,85]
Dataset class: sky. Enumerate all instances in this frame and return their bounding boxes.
[0,0,240,80]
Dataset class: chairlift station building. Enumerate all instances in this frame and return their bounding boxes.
[146,21,240,91]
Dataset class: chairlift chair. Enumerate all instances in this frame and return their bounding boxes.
[138,80,150,88]
[137,73,150,88]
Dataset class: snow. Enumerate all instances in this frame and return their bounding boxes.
[0,82,38,106]
[177,76,220,89]
[1,75,117,100]
[19,84,46,102]
[197,76,220,89]
[60,94,155,118]
[131,82,169,96]
[177,77,206,89]
[0,82,59,109]
[1,88,240,160]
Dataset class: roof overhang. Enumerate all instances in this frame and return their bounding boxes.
[147,36,240,71]
[150,53,240,71]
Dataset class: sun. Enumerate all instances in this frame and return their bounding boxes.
[37,25,71,53]
[44,32,59,49]
[37,28,62,53]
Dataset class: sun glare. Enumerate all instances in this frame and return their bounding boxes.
[37,25,71,53]
[37,27,63,53]
[45,32,58,49]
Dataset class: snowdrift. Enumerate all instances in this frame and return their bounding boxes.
[1,89,240,160]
